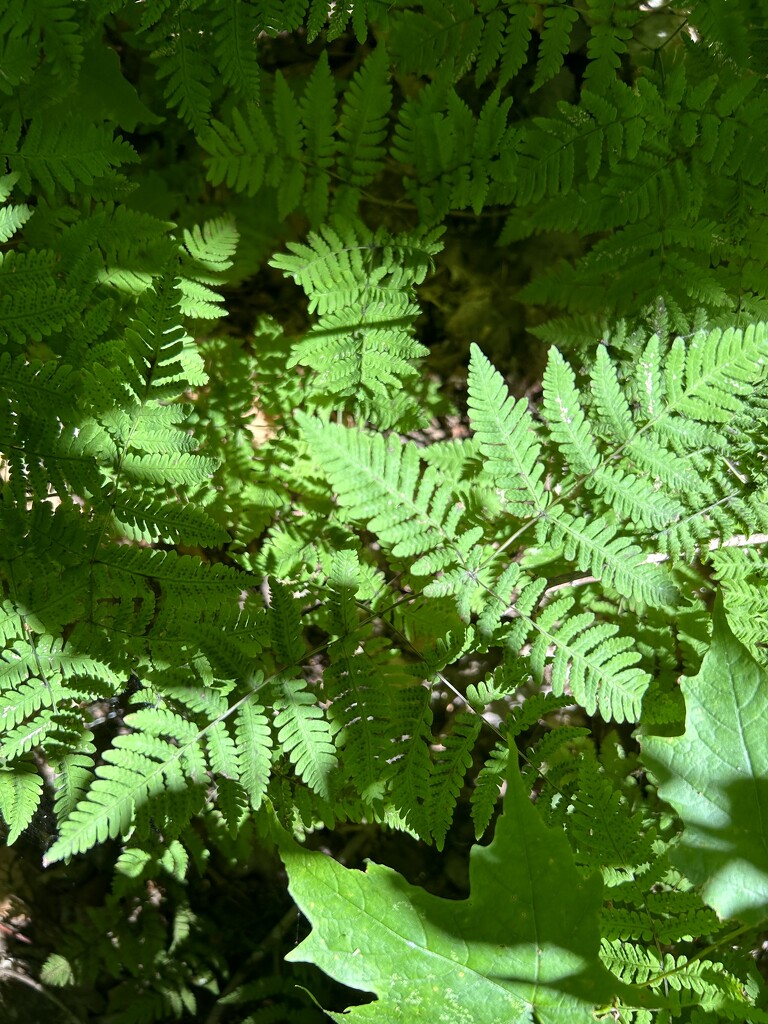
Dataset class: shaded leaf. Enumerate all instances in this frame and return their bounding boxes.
[642,598,768,925]
[282,757,623,1022]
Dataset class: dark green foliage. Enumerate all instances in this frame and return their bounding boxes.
[0,1,767,1022]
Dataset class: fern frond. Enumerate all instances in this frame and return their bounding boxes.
[51,736,96,824]
[467,342,547,516]
[543,509,677,608]
[569,762,652,878]
[300,51,337,226]
[526,593,651,722]
[152,15,212,135]
[392,83,516,220]
[271,222,442,315]
[590,465,683,532]
[273,677,338,802]
[110,493,230,547]
[298,415,488,614]
[601,937,753,1014]
[0,268,81,345]
[542,347,600,475]
[664,323,768,423]
[387,685,432,838]
[532,3,579,92]
[7,114,137,194]
[603,890,721,945]
[0,174,31,241]
[274,224,441,416]
[234,693,273,811]
[427,710,481,849]
[98,547,244,594]
[335,45,391,196]
[0,758,43,844]
[44,705,208,863]
[201,103,274,197]
[583,0,637,92]
[211,0,261,101]
[388,0,482,80]
[181,217,238,276]
[470,740,508,838]
[324,644,392,803]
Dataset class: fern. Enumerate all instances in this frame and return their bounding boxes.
[335,45,391,195]
[272,222,442,421]
[3,4,768,1020]
[210,0,262,102]
[427,710,480,849]
[202,46,391,225]
[273,677,338,802]
[391,83,517,220]
[466,345,548,516]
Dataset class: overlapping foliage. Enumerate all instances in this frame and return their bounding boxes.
[0,1,767,1022]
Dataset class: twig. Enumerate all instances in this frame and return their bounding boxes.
[543,533,768,597]
[0,965,86,1024]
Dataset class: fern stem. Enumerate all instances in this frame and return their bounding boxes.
[637,921,755,988]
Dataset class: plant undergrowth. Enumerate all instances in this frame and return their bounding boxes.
[0,1,767,1022]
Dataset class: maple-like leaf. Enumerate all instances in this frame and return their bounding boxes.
[281,757,624,1022]
[642,598,768,925]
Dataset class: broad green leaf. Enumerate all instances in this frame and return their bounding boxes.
[642,598,768,925]
[282,757,622,1022]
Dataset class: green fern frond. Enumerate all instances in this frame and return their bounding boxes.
[532,3,579,92]
[590,465,684,531]
[268,579,306,666]
[478,3,533,87]
[299,51,337,225]
[470,740,508,838]
[526,593,651,722]
[388,0,482,81]
[271,222,443,315]
[275,221,444,416]
[601,937,755,1015]
[664,323,768,423]
[201,103,274,197]
[427,710,481,849]
[44,705,208,863]
[210,0,261,101]
[51,735,96,823]
[603,890,721,945]
[0,265,81,345]
[0,173,31,241]
[324,644,391,803]
[583,1,636,91]
[0,671,59,731]
[273,677,338,802]
[387,684,432,838]
[392,84,516,220]
[99,547,245,593]
[542,347,600,475]
[151,15,212,134]
[37,0,83,80]
[298,415,489,616]
[0,757,43,843]
[180,217,238,307]
[543,509,677,608]
[5,113,137,194]
[569,762,652,879]
[234,693,273,811]
[110,493,230,547]
[335,45,391,195]
[467,343,547,516]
